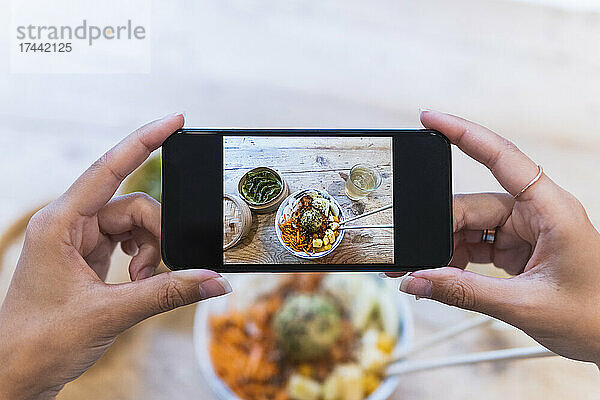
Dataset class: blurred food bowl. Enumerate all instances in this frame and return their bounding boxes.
[194,273,414,400]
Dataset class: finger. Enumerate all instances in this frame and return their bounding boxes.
[84,234,117,281]
[453,193,514,233]
[420,110,544,198]
[98,193,161,238]
[452,230,531,275]
[121,239,139,256]
[129,238,161,281]
[385,272,407,278]
[450,242,494,267]
[399,266,534,323]
[448,245,470,269]
[449,193,512,266]
[107,270,232,331]
[97,193,162,281]
[64,113,183,216]
[452,193,532,272]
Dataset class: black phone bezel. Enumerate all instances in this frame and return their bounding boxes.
[161,128,453,272]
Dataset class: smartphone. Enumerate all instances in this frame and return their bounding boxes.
[161,129,452,272]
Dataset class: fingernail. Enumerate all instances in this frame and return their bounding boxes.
[378,272,388,279]
[418,107,431,115]
[399,275,433,298]
[386,272,407,278]
[199,277,232,299]
[162,112,185,119]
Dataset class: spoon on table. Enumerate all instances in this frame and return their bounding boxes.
[386,346,556,376]
[384,315,556,377]
[338,204,393,230]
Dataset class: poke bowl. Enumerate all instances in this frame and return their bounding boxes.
[194,273,414,400]
[275,189,346,259]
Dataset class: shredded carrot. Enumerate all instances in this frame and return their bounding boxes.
[278,195,333,256]
[208,275,359,400]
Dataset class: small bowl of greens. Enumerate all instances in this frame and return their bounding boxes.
[238,167,289,214]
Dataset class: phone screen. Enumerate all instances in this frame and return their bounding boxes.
[161,129,452,272]
[223,136,394,265]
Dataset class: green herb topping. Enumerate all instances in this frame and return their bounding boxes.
[241,169,283,205]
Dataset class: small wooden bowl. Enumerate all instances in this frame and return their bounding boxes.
[223,194,253,250]
[237,167,289,214]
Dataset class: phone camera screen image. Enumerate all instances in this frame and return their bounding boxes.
[161,129,452,272]
[223,136,394,265]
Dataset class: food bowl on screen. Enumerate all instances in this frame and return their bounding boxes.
[274,189,345,260]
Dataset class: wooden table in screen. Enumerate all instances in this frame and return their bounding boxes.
[223,136,394,264]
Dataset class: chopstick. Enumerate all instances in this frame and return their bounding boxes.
[339,224,393,230]
[340,204,393,225]
[388,315,493,362]
[386,346,556,377]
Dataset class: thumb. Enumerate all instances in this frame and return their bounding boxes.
[108,269,232,330]
[399,267,530,322]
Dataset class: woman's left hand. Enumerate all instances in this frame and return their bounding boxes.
[0,113,231,400]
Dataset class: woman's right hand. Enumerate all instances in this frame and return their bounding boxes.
[394,110,600,365]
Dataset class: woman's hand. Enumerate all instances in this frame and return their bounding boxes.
[393,110,600,366]
[0,114,232,400]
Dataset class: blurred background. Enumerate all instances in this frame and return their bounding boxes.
[1,0,600,398]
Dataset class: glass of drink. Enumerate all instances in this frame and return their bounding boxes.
[345,164,382,200]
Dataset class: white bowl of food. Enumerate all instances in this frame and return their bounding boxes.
[275,189,346,259]
[194,273,414,400]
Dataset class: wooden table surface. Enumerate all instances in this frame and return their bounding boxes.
[224,136,394,264]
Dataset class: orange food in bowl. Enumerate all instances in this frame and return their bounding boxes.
[209,274,359,400]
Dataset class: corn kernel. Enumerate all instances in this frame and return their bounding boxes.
[377,332,396,354]
[362,373,380,395]
[298,364,313,378]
